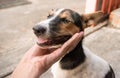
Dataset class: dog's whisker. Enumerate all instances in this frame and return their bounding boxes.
[50,30,63,36]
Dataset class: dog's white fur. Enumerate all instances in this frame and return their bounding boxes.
[36,9,65,38]
[35,9,65,49]
[51,46,110,78]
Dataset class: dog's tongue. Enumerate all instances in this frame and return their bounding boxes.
[37,38,48,44]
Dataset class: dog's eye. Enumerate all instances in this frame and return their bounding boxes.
[61,18,70,23]
[47,15,53,18]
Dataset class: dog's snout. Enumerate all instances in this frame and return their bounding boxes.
[33,25,46,35]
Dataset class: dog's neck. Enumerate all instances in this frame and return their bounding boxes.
[59,40,86,70]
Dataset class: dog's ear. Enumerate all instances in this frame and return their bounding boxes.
[48,9,61,17]
[48,9,54,16]
[81,11,108,29]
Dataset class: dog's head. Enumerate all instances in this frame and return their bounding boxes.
[33,8,104,48]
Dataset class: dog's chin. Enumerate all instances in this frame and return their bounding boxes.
[37,43,62,49]
[36,35,72,49]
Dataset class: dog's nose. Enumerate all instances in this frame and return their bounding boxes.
[33,25,46,35]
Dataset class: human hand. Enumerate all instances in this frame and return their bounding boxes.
[11,32,83,78]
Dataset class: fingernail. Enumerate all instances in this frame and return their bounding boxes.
[78,32,84,36]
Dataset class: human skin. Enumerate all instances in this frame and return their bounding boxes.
[11,32,83,78]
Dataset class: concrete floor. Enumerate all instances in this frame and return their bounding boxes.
[0,0,120,78]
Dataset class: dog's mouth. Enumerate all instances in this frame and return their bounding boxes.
[37,35,71,48]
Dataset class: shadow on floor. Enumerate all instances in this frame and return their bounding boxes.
[0,0,31,9]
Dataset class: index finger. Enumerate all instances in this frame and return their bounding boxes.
[46,32,84,65]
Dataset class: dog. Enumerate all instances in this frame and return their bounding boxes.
[33,8,115,78]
